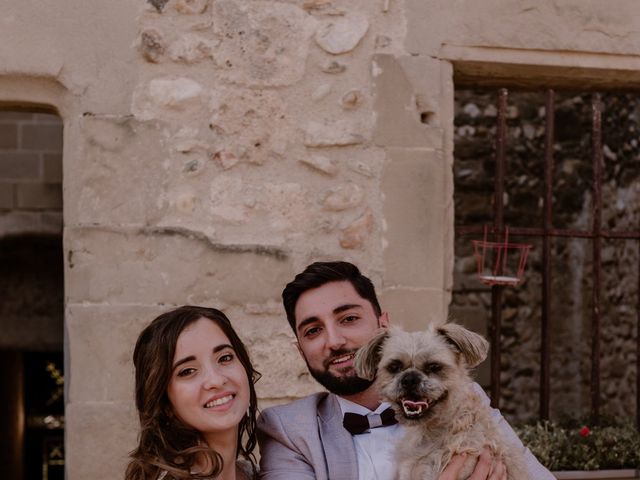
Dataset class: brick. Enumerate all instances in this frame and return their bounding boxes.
[32,113,62,124]
[0,124,18,148]
[0,183,13,209]
[43,153,63,183]
[0,211,62,237]
[16,183,62,210]
[21,124,63,151]
[0,152,40,180]
[0,111,35,122]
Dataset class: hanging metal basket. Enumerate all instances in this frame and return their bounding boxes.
[472,226,532,286]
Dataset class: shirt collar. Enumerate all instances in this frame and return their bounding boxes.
[336,396,392,416]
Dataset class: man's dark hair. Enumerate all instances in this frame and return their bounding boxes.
[282,261,382,333]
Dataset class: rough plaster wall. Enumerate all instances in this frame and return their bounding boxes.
[2,0,640,478]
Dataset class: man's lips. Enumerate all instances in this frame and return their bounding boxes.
[324,352,356,369]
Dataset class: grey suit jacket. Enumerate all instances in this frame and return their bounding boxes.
[257,388,556,480]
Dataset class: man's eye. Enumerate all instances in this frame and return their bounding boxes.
[177,367,196,377]
[304,327,321,337]
[342,315,358,324]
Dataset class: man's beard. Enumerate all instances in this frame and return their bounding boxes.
[305,350,374,396]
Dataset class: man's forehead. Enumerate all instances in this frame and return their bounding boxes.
[296,281,365,309]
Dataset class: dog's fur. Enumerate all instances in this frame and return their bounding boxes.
[354,324,527,480]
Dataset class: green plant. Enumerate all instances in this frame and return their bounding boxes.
[515,417,640,471]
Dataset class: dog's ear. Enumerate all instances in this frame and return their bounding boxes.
[354,328,389,380]
[437,323,489,368]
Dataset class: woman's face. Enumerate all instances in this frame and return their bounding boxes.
[167,318,251,446]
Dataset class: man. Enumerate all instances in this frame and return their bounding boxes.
[257,261,554,479]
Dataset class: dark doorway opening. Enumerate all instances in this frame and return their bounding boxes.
[0,235,64,479]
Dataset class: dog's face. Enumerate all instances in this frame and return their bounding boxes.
[354,324,488,423]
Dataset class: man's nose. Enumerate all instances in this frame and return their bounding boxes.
[326,326,346,350]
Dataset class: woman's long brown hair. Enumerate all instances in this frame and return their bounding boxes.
[125,306,260,480]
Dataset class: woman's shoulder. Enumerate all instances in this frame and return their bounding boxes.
[236,458,257,480]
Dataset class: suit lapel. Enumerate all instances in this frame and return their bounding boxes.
[318,393,358,479]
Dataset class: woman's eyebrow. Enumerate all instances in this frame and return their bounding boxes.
[213,343,233,353]
[172,355,195,371]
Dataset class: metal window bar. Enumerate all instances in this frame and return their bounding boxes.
[455,88,640,424]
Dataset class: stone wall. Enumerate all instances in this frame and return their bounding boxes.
[2,1,640,478]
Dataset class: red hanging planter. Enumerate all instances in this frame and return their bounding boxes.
[472,226,532,286]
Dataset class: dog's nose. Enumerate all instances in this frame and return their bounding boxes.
[401,371,422,389]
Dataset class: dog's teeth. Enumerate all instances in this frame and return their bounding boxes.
[401,399,429,417]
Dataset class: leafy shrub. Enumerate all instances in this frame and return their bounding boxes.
[515,417,640,471]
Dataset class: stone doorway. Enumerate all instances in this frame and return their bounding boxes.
[0,110,63,480]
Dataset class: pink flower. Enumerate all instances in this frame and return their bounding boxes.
[579,426,590,437]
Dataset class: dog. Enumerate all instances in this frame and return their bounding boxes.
[354,323,528,480]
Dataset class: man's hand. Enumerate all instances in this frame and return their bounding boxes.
[439,448,507,480]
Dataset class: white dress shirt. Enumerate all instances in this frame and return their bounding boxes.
[336,397,405,480]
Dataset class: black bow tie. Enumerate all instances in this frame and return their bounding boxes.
[342,408,398,435]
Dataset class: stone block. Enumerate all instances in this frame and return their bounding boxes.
[207,87,291,167]
[65,116,165,225]
[0,123,18,148]
[372,54,443,149]
[0,183,13,209]
[406,0,640,56]
[382,148,450,288]
[380,287,448,332]
[16,183,62,209]
[211,0,315,87]
[21,123,63,150]
[0,152,40,180]
[65,227,294,306]
[314,12,369,54]
[66,304,165,403]
[225,313,321,399]
[43,153,63,183]
[65,402,137,480]
[132,77,205,121]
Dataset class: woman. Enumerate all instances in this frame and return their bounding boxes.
[125,306,260,480]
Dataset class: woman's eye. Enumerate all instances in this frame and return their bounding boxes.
[177,367,196,377]
[219,353,234,363]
